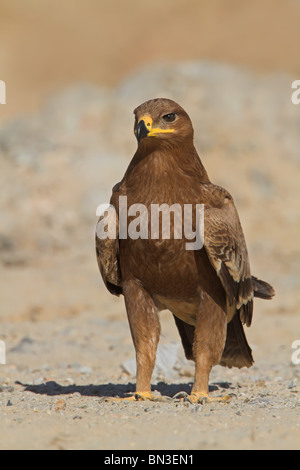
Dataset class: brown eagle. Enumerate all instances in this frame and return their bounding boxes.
[96,98,275,403]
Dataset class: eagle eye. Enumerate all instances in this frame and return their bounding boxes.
[162,113,176,123]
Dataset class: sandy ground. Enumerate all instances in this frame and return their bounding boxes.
[0,308,299,450]
[0,1,300,451]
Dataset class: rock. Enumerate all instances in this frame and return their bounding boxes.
[54,399,66,411]
[9,337,35,354]
[0,385,14,393]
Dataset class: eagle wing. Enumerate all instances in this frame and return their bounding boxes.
[203,189,253,326]
[95,190,122,296]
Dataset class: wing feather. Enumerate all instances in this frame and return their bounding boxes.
[204,190,253,326]
[95,200,122,296]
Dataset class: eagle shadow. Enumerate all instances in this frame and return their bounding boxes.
[16,380,232,398]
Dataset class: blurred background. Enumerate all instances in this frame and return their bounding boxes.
[0,0,299,355]
[1,0,300,121]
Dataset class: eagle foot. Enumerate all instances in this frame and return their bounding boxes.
[172,391,232,404]
[187,391,232,404]
[134,392,172,402]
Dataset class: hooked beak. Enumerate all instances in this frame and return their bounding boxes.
[135,115,174,143]
[136,119,149,143]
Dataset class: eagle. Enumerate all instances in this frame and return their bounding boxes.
[96,98,275,403]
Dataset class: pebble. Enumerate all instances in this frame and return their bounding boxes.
[288,380,298,389]
[33,377,45,385]
[0,385,14,393]
[75,365,93,374]
[54,399,67,411]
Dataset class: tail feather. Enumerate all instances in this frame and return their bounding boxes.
[173,315,195,360]
[173,276,274,369]
[173,313,254,369]
[220,314,254,368]
[252,276,275,300]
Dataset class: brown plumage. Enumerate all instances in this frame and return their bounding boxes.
[96,98,275,402]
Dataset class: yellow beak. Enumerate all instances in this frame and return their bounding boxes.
[135,115,174,142]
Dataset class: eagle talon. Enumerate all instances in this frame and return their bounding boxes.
[135,392,172,402]
[199,396,209,404]
[187,392,232,404]
[172,391,189,400]
[98,394,137,403]
[134,392,152,401]
[186,393,209,404]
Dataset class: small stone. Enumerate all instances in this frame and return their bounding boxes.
[172,391,188,400]
[0,385,14,393]
[54,399,66,411]
[78,365,93,374]
[191,405,202,412]
[256,380,266,387]
[288,380,297,389]
[33,377,45,385]
[65,377,75,385]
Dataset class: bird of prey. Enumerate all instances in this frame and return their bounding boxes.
[96,98,275,403]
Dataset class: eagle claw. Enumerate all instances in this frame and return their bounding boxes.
[188,392,232,404]
[172,391,189,400]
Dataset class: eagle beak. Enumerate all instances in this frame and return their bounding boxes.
[136,119,150,143]
[135,115,175,143]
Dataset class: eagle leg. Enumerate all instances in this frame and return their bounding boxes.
[190,292,228,400]
[123,280,161,396]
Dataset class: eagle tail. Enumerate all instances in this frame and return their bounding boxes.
[173,312,254,369]
[252,276,275,300]
[172,315,195,360]
[219,314,254,368]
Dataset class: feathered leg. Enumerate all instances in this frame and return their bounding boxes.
[123,279,161,399]
[189,292,231,403]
